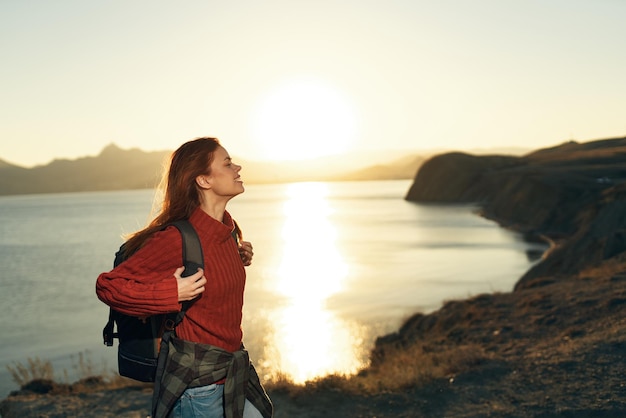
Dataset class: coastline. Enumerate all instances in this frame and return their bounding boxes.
[3,261,625,417]
[0,181,531,400]
[4,139,626,417]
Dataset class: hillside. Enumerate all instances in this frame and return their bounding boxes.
[406,136,626,287]
[0,144,424,196]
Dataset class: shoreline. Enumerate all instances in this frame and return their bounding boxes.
[5,139,626,416]
[0,182,534,401]
[4,262,626,417]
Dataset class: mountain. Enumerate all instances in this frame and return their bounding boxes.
[0,144,427,196]
[0,159,23,170]
[0,144,171,196]
[333,154,426,181]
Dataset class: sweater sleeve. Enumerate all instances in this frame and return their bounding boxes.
[95,226,184,317]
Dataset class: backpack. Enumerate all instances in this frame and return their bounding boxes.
[102,219,204,382]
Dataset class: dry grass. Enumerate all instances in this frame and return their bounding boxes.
[6,357,54,387]
[6,352,145,393]
[577,255,626,279]
[341,343,488,394]
[268,342,490,396]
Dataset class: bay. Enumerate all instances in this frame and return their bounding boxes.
[0,180,545,397]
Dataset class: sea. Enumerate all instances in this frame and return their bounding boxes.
[0,180,546,398]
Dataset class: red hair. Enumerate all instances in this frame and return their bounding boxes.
[123,137,221,255]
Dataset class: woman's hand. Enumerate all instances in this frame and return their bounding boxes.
[238,240,254,266]
[174,267,206,302]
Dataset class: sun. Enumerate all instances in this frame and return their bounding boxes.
[250,77,358,161]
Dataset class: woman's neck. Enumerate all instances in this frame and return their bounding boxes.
[199,199,228,222]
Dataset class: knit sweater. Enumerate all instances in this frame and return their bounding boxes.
[96,207,246,353]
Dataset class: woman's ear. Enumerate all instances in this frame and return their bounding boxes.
[195,175,211,189]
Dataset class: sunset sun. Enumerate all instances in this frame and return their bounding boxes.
[250,77,358,161]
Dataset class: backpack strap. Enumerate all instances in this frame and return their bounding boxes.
[103,219,203,346]
[167,219,204,329]
[232,219,241,246]
[103,309,115,346]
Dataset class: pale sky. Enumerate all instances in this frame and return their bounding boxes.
[1,0,625,167]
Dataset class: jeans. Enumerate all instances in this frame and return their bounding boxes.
[169,384,263,418]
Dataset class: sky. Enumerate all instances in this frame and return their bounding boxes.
[1,0,625,167]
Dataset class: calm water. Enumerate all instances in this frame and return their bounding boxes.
[0,180,545,397]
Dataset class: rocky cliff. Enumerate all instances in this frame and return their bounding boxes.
[405,136,626,289]
[360,137,626,415]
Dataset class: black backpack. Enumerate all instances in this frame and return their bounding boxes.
[102,219,204,382]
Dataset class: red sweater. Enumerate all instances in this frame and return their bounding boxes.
[96,207,246,353]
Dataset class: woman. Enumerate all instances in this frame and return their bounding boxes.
[96,137,273,418]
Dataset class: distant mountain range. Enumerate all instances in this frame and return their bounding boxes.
[0,143,428,196]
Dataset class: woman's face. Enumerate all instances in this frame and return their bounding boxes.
[205,145,244,198]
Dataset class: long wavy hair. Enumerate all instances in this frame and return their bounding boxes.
[122,137,221,255]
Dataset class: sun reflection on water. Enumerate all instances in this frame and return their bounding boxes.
[262,182,367,383]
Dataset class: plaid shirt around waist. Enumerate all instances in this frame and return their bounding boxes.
[152,334,273,418]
